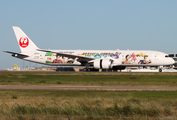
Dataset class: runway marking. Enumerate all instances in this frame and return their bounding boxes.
[0,86,177,91]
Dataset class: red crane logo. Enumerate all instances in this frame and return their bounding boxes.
[19,37,29,48]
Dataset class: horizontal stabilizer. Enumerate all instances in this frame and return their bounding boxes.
[3,51,29,57]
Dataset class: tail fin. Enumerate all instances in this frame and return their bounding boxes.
[14,64,19,69]
[12,26,39,52]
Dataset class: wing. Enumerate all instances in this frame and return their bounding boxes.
[37,49,95,62]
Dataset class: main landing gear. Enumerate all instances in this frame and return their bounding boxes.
[83,68,99,72]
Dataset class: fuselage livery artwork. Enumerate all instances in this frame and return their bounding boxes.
[4,27,175,72]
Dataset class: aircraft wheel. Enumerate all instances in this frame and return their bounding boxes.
[83,68,88,72]
[159,68,162,72]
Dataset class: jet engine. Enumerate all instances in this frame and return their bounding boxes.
[93,59,113,69]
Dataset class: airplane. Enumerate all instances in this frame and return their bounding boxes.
[5,64,20,71]
[3,26,175,72]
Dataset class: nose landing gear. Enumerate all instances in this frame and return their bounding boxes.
[159,68,162,72]
[158,66,163,72]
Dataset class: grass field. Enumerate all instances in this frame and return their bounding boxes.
[0,71,177,86]
[0,71,177,119]
[0,90,177,119]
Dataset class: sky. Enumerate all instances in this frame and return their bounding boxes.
[0,0,177,70]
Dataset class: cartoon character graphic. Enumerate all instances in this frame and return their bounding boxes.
[67,57,78,63]
[94,54,101,58]
[45,52,54,56]
[62,56,68,63]
[122,55,132,64]
[80,53,85,56]
[52,55,63,63]
[131,53,137,62]
[138,55,152,64]
[72,57,79,64]
[110,53,119,59]
[45,52,56,63]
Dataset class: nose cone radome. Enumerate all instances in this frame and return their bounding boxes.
[164,58,175,65]
[171,58,175,65]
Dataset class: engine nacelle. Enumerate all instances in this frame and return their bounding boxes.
[93,59,113,69]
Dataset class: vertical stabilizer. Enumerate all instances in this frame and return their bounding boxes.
[12,26,39,52]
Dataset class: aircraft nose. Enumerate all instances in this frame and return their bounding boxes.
[171,58,175,65]
[168,58,175,65]
[163,58,175,65]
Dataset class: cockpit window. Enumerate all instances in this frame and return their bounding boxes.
[168,54,174,57]
[176,54,177,57]
[165,55,168,57]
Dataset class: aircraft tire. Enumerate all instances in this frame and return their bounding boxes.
[83,68,88,72]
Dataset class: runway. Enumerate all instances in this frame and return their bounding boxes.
[0,85,177,91]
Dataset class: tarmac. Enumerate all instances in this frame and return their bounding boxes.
[0,85,177,91]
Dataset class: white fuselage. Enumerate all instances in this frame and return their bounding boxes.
[19,49,174,67]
